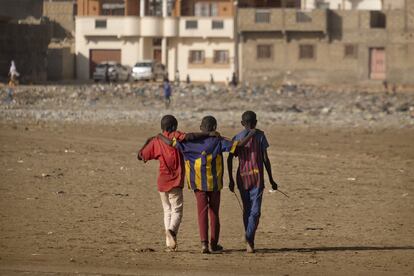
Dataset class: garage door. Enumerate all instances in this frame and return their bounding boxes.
[89,49,121,78]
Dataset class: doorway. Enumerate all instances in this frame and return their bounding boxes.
[369,48,386,80]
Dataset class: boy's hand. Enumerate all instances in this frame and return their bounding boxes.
[228,179,235,193]
[209,131,221,137]
[270,179,278,190]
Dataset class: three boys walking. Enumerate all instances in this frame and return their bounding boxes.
[138,111,279,253]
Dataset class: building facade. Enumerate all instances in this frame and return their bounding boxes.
[75,0,235,82]
[75,0,414,84]
[301,0,382,10]
[237,0,414,84]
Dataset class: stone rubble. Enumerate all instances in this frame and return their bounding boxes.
[0,82,413,128]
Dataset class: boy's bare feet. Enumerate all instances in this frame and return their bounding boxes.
[246,241,255,253]
[201,241,210,254]
[166,229,177,251]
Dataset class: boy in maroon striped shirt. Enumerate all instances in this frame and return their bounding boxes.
[227,111,278,253]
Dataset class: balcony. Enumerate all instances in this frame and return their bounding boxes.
[238,9,327,33]
[77,16,234,38]
[77,16,141,37]
[179,17,234,38]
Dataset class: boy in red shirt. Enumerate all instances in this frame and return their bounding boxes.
[137,115,215,251]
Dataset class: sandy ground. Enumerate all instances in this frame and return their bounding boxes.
[0,121,413,275]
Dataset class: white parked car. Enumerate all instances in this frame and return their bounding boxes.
[132,60,166,81]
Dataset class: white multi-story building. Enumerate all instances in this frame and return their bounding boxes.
[75,0,235,82]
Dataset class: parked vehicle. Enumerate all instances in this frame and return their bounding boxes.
[93,61,130,82]
[131,60,166,81]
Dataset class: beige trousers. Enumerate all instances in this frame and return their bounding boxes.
[159,187,183,234]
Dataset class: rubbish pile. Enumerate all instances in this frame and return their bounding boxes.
[0,82,413,127]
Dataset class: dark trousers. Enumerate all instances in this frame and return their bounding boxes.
[239,186,264,244]
[194,190,221,245]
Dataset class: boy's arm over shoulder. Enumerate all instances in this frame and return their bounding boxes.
[184,131,220,141]
[158,133,184,151]
[219,130,255,154]
[137,136,157,162]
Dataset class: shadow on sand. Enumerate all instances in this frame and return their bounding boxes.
[223,245,414,254]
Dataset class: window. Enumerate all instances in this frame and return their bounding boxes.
[299,44,315,59]
[285,0,300,8]
[102,2,125,16]
[213,50,229,64]
[370,11,386,28]
[194,2,218,16]
[148,0,162,16]
[186,20,198,29]
[212,20,224,29]
[257,45,273,59]
[153,38,162,46]
[296,11,312,23]
[315,0,329,9]
[344,44,358,59]
[189,50,205,64]
[255,10,270,23]
[95,19,107,29]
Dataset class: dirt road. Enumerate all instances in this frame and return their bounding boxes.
[0,122,413,275]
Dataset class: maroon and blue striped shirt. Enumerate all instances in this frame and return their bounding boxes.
[233,129,269,190]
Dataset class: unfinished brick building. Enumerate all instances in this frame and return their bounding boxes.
[237,0,414,85]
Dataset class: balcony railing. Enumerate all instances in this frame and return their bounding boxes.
[179,17,234,38]
[77,16,233,38]
[77,17,141,37]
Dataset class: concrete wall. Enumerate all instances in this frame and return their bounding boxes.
[43,1,75,38]
[240,9,414,84]
[47,43,75,80]
[383,0,405,10]
[303,0,382,10]
[238,9,327,33]
[168,37,235,82]
[0,0,43,20]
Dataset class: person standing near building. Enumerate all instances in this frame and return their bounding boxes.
[8,60,19,85]
[163,78,172,108]
[175,69,180,85]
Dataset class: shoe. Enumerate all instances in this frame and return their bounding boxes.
[210,243,223,253]
[246,241,255,253]
[166,229,177,251]
[201,241,210,254]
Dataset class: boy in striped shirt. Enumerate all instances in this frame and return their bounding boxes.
[227,111,278,253]
[159,116,255,253]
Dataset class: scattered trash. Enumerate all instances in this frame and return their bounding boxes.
[1,83,413,127]
[347,177,356,181]
[138,248,155,253]
[56,191,65,195]
[41,173,51,178]
[305,227,324,231]
[402,193,408,197]
[114,193,129,197]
